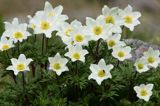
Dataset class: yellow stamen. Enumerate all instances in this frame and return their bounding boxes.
[137,63,144,70]
[52,63,61,70]
[108,40,116,47]
[105,16,115,24]
[147,56,155,64]
[2,44,10,51]
[125,16,133,24]
[98,70,106,77]
[41,21,50,30]
[140,89,148,96]
[72,53,80,60]
[48,12,55,17]
[75,34,84,42]
[118,51,125,58]
[17,64,25,71]
[14,32,24,39]
[65,28,72,37]
[31,24,36,29]
[93,26,103,35]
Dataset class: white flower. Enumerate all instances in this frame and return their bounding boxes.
[88,59,113,85]
[29,1,68,38]
[118,5,141,31]
[85,16,112,41]
[101,5,124,33]
[56,20,80,46]
[4,18,31,43]
[69,20,90,46]
[39,1,68,21]
[6,54,33,75]
[106,34,126,49]
[0,35,14,51]
[112,46,132,61]
[134,84,154,102]
[48,53,69,76]
[27,15,38,34]
[143,47,160,68]
[65,45,88,62]
[134,57,149,73]
[31,12,58,38]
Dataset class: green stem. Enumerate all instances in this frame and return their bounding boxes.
[94,39,101,63]
[46,38,48,53]
[17,41,20,54]
[75,61,78,75]
[34,34,37,42]
[22,72,25,91]
[42,34,45,55]
[5,51,10,59]
[122,27,127,39]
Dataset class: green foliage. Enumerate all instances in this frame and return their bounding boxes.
[0,32,160,106]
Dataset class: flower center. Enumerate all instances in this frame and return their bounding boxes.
[14,32,24,39]
[41,21,50,30]
[52,63,61,70]
[17,64,25,71]
[98,70,106,77]
[31,24,36,29]
[140,89,148,96]
[72,52,80,60]
[2,44,10,51]
[137,63,144,70]
[118,51,125,58]
[65,28,72,37]
[93,26,103,35]
[71,41,74,45]
[48,12,55,17]
[147,56,155,64]
[75,34,84,42]
[108,40,116,47]
[125,16,133,24]
[105,16,115,24]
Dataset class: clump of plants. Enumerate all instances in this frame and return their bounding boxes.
[0,1,160,106]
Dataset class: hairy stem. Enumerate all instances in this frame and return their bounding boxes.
[94,39,101,63]
[17,41,20,54]
[42,34,45,55]
[34,34,37,42]
[22,72,25,90]
[46,38,48,53]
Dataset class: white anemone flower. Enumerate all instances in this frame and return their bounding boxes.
[48,53,69,76]
[6,54,33,75]
[134,84,154,102]
[134,57,149,73]
[112,46,132,61]
[118,5,141,31]
[0,35,14,51]
[37,1,68,21]
[85,16,112,41]
[88,59,113,85]
[4,18,31,43]
[101,5,124,33]
[32,12,59,38]
[65,45,88,62]
[106,34,126,49]
[56,20,81,46]
[69,20,90,46]
[143,47,160,68]
[27,15,39,34]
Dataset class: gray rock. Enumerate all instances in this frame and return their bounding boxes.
[125,39,160,61]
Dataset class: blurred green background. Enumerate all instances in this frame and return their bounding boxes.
[0,0,160,45]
